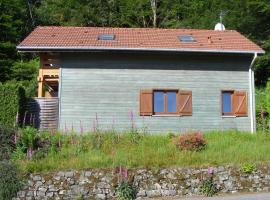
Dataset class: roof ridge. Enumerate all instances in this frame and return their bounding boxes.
[34,26,236,32]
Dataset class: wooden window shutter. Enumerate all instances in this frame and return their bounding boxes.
[177,90,192,116]
[140,90,153,116]
[233,91,247,116]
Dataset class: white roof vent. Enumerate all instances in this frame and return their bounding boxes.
[214,23,226,31]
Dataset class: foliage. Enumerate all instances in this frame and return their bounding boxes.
[19,126,39,150]
[199,175,218,197]
[174,131,207,151]
[0,0,269,89]
[11,59,38,81]
[0,124,16,160]
[0,160,22,200]
[0,82,26,128]
[241,163,256,174]
[256,80,270,131]
[14,127,62,160]
[117,181,137,200]
[13,130,270,173]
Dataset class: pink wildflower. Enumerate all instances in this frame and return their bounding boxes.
[208,167,214,174]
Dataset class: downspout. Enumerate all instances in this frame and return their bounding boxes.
[58,67,62,130]
[249,53,257,133]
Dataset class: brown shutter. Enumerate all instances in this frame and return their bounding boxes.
[140,90,153,116]
[177,90,192,116]
[233,91,247,116]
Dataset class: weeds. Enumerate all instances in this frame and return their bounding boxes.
[199,167,218,197]
[12,130,270,173]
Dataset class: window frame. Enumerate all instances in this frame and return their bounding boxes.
[221,90,234,116]
[153,89,178,115]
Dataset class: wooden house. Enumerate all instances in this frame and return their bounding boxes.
[17,26,264,133]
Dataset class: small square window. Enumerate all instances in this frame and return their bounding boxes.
[178,35,196,42]
[222,91,233,115]
[154,90,177,114]
[97,34,115,41]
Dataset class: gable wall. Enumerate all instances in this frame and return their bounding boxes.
[58,52,253,133]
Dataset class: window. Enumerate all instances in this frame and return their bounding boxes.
[221,90,247,116]
[154,91,177,114]
[222,91,233,115]
[140,89,192,116]
[178,35,196,42]
[97,34,115,41]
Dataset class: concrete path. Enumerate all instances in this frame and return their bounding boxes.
[141,193,270,200]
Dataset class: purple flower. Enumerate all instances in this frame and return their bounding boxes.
[14,133,17,144]
[14,112,19,127]
[23,111,28,127]
[93,120,96,133]
[208,167,214,174]
[122,168,128,178]
[71,122,74,132]
[129,111,134,121]
[30,113,33,126]
[32,115,35,127]
[27,147,33,159]
[64,122,68,133]
[58,138,61,147]
[80,120,84,134]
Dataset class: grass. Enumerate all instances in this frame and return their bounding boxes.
[15,130,270,173]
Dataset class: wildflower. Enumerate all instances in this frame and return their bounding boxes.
[71,122,74,132]
[80,120,84,134]
[129,111,134,121]
[23,111,28,127]
[14,133,17,144]
[27,147,33,159]
[208,167,214,174]
[58,138,61,148]
[30,113,33,126]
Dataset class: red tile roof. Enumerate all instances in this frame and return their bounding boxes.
[17,26,264,54]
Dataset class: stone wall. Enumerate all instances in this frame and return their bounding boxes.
[14,165,270,200]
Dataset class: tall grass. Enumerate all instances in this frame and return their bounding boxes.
[16,130,270,173]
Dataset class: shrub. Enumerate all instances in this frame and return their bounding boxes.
[117,182,137,200]
[241,163,256,174]
[0,160,22,200]
[0,82,26,128]
[115,166,137,200]
[19,126,39,151]
[0,124,16,160]
[174,131,207,151]
[199,175,218,197]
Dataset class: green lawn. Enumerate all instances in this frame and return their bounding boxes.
[16,130,270,173]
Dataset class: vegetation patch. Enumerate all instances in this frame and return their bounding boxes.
[0,160,22,200]
[9,129,270,173]
[0,82,26,128]
[174,131,207,151]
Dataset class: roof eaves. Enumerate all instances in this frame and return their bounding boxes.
[16,45,265,55]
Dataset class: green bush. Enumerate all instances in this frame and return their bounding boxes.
[0,160,21,200]
[117,181,137,200]
[19,126,39,151]
[0,124,15,160]
[0,82,26,128]
[241,163,256,174]
[199,176,218,197]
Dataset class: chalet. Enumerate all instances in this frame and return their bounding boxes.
[17,26,265,133]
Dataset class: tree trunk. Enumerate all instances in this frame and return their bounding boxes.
[149,0,157,27]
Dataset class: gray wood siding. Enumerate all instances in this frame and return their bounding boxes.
[59,52,253,133]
